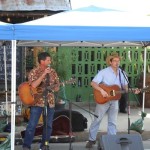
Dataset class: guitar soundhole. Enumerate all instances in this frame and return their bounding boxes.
[110,90,115,96]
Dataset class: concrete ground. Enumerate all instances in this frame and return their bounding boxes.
[14,102,150,150]
[15,141,150,150]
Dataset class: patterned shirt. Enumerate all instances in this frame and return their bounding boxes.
[28,66,59,108]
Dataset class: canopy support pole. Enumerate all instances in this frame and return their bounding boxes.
[142,47,147,112]
[11,40,16,150]
[3,43,8,123]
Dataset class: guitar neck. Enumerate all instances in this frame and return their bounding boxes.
[118,88,136,94]
[47,83,60,91]
[119,90,127,94]
[59,80,73,86]
[47,79,76,90]
[120,87,146,94]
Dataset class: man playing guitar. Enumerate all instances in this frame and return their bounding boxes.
[86,52,140,148]
[22,52,60,150]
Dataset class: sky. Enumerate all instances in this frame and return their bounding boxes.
[71,0,150,15]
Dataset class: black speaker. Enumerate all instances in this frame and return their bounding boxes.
[98,134,144,150]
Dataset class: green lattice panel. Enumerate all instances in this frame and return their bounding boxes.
[58,46,150,104]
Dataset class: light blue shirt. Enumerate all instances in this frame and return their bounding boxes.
[92,66,128,88]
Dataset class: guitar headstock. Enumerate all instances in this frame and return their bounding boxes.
[141,86,150,93]
[129,86,150,94]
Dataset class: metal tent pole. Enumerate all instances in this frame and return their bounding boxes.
[11,40,17,150]
[3,43,8,123]
[142,47,147,112]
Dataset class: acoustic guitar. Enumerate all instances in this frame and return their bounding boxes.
[18,78,76,106]
[93,84,149,104]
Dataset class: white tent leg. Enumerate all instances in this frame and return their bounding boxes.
[3,44,8,123]
[142,47,147,112]
[11,40,16,150]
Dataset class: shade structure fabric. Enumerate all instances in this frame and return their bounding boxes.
[0,5,150,150]
[0,22,13,40]
[13,6,150,41]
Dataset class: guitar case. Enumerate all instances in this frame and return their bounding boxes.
[21,115,70,136]
[21,109,87,138]
[54,109,88,132]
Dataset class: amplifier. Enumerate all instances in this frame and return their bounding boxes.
[99,134,144,150]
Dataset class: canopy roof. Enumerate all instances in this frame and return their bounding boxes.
[0,21,13,40]
[17,40,146,47]
[13,6,150,42]
[1,6,150,44]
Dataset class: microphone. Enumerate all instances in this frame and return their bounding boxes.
[119,66,124,70]
[46,64,50,82]
[119,64,125,71]
[47,64,51,68]
[119,66,124,74]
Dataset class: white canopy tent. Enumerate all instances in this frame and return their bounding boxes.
[15,7,150,41]
[14,5,150,112]
[1,5,150,149]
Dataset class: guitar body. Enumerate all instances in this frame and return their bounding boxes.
[18,78,76,106]
[18,82,36,106]
[94,84,122,104]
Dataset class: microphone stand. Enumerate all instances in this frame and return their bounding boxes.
[56,94,98,150]
[119,67,135,134]
[69,101,73,150]
[42,73,50,150]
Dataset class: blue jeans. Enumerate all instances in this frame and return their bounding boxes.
[89,101,118,141]
[23,106,54,149]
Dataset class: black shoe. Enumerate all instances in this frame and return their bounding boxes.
[39,145,50,150]
[85,140,96,148]
[120,110,127,113]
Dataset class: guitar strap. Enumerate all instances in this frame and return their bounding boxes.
[118,70,127,111]
[119,70,124,90]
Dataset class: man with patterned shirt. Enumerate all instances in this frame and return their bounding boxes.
[23,52,60,150]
